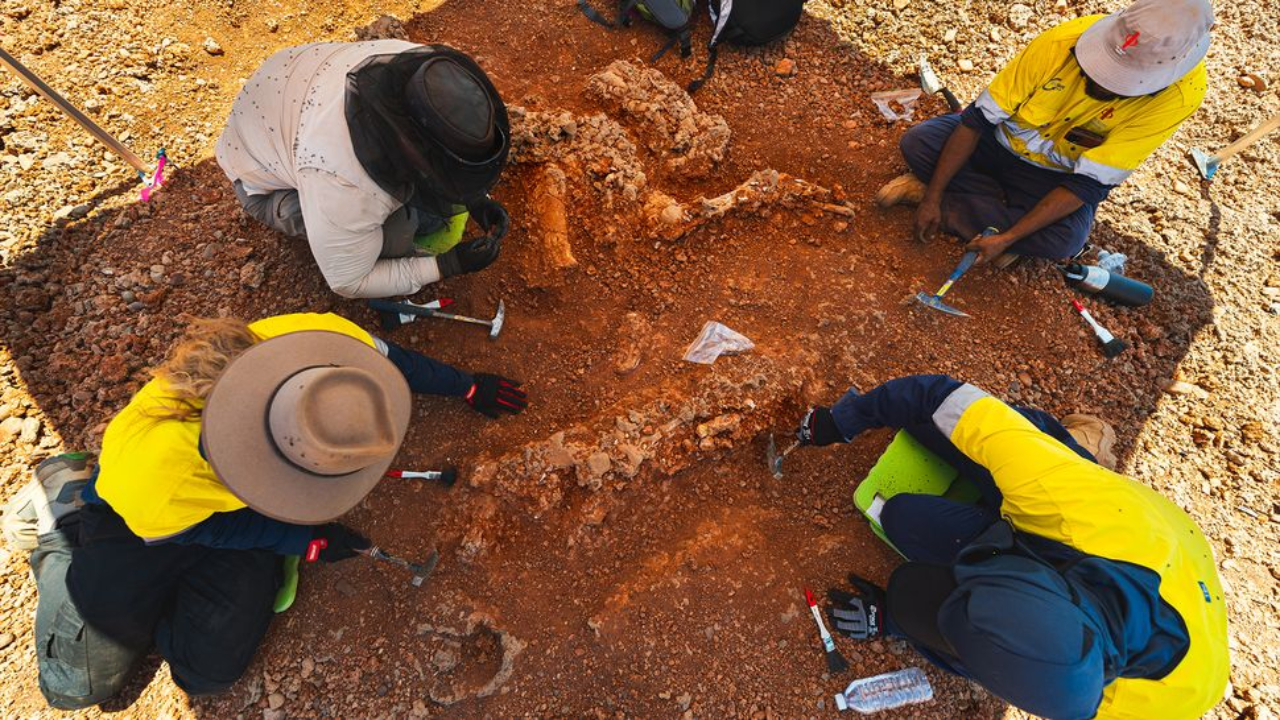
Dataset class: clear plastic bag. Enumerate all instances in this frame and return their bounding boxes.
[682,322,754,364]
[870,89,923,122]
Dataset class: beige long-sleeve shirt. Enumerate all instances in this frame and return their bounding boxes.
[215,41,443,298]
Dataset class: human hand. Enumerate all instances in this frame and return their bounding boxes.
[305,523,372,563]
[964,231,1016,264]
[827,573,887,640]
[914,196,943,243]
[465,374,528,419]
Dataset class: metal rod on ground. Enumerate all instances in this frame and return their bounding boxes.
[0,46,149,174]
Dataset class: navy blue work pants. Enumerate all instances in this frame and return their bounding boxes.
[880,407,1096,565]
[899,114,1098,260]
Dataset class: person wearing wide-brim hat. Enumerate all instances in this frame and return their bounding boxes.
[216,41,512,298]
[876,0,1212,267]
[791,375,1228,719]
[21,313,527,709]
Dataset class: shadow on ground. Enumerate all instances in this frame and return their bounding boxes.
[0,1,1216,717]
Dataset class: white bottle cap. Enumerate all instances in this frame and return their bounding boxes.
[835,693,849,712]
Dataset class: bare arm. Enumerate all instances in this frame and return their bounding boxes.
[916,123,982,242]
[966,186,1084,263]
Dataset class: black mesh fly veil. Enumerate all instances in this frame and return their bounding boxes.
[345,46,510,216]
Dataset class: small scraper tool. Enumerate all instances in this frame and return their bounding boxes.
[915,250,978,318]
[767,434,800,480]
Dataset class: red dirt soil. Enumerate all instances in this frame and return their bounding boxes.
[0,1,1220,718]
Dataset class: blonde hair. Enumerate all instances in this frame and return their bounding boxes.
[148,317,260,421]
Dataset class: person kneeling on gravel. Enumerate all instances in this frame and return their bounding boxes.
[7,313,526,709]
[216,41,511,298]
[794,375,1228,719]
[877,0,1211,267]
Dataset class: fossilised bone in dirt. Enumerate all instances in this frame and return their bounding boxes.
[586,60,731,179]
[647,169,856,241]
[613,312,651,375]
[525,164,576,286]
[462,358,807,553]
[425,612,525,706]
[508,106,648,206]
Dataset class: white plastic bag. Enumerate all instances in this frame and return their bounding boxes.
[682,321,754,364]
[870,89,923,122]
[1097,249,1128,275]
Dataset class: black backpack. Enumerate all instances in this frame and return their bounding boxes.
[689,0,808,92]
[578,0,697,62]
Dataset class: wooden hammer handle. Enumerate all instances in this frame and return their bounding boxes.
[1214,110,1280,162]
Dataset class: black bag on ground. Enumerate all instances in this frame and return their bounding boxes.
[578,0,697,62]
[690,0,809,93]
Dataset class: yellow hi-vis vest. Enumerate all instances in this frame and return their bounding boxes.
[934,384,1229,719]
[95,313,376,541]
[973,16,1206,187]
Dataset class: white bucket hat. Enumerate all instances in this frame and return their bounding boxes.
[1075,0,1213,97]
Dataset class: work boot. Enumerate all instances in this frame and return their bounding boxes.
[0,452,94,551]
[875,174,926,209]
[1061,414,1117,470]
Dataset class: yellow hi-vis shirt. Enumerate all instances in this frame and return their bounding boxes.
[973,15,1207,186]
[95,313,377,541]
[933,384,1229,719]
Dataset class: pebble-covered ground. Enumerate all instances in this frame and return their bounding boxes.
[0,0,1276,718]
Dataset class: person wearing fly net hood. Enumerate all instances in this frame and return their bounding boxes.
[216,41,511,298]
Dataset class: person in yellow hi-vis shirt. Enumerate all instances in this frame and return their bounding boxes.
[876,0,1212,265]
[792,375,1228,720]
[14,313,527,709]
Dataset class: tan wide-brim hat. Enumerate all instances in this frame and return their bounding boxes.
[1075,0,1212,97]
[201,331,411,524]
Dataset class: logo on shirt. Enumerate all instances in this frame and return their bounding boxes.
[1042,78,1066,92]
[1100,108,1115,120]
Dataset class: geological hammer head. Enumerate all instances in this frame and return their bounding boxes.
[408,549,441,588]
[489,300,506,339]
[918,55,944,95]
[766,434,784,479]
[1190,147,1218,180]
[915,291,971,318]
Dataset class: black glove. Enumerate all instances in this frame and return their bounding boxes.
[435,198,509,279]
[797,406,843,446]
[826,574,887,640]
[467,197,510,240]
[465,374,528,419]
[305,523,371,564]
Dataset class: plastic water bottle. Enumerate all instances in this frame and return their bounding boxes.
[834,667,933,714]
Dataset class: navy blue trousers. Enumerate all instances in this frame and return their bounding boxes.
[899,114,1098,260]
[881,408,1096,565]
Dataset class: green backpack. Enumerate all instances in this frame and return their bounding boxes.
[578,0,697,62]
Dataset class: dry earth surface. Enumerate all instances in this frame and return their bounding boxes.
[0,0,1276,719]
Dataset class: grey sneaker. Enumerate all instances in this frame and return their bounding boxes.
[0,452,94,551]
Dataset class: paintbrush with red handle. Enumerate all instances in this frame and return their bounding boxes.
[805,588,850,673]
